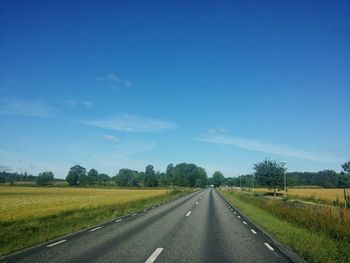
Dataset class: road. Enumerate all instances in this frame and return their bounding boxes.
[4,189,293,263]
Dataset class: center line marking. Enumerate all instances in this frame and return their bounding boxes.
[186,211,192,217]
[251,229,257,234]
[89,226,102,232]
[47,240,66,247]
[145,248,164,263]
[115,219,123,223]
[243,221,247,225]
[264,243,275,251]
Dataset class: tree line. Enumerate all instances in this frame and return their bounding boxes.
[66,163,208,187]
[224,160,350,190]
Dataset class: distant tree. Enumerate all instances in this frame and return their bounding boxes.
[87,169,99,185]
[254,159,286,196]
[66,165,86,186]
[145,165,158,187]
[342,161,350,174]
[116,168,138,187]
[36,171,54,186]
[212,171,225,187]
[166,163,175,185]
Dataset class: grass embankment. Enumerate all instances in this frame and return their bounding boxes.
[219,189,350,263]
[0,187,190,256]
[254,187,349,206]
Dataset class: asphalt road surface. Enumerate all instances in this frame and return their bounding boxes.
[4,189,293,263]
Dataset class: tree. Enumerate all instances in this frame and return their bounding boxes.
[87,169,99,185]
[342,161,350,174]
[145,165,158,187]
[66,165,86,186]
[36,171,54,186]
[212,171,225,187]
[116,168,138,187]
[253,159,286,196]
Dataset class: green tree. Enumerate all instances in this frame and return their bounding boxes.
[116,168,138,187]
[342,161,350,174]
[254,159,286,196]
[36,171,54,186]
[87,169,99,185]
[212,171,225,187]
[66,165,86,186]
[145,165,158,187]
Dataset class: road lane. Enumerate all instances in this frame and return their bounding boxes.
[4,189,293,263]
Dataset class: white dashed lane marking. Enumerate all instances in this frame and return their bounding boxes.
[89,226,102,232]
[264,243,275,251]
[145,248,164,263]
[115,219,123,223]
[251,229,257,234]
[47,240,66,247]
[186,211,192,217]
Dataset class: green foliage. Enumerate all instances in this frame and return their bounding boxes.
[65,165,86,186]
[253,159,286,193]
[115,168,139,187]
[172,163,207,187]
[212,171,225,187]
[36,171,54,186]
[342,161,350,174]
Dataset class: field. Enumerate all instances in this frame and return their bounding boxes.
[0,186,189,256]
[220,189,350,263]
[253,187,348,205]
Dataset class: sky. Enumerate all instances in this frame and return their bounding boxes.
[0,0,349,178]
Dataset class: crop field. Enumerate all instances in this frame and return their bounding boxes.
[0,186,187,256]
[0,187,169,221]
[254,187,348,205]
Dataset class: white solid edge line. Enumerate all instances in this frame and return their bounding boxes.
[264,243,275,251]
[89,226,102,232]
[186,211,192,217]
[243,221,247,225]
[145,248,164,263]
[47,240,66,247]
[251,229,257,234]
[115,219,123,223]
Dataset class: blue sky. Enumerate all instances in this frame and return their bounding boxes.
[0,0,349,178]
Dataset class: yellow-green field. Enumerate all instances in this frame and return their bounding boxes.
[0,186,188,256]
[254,188,348,204]
[0,187,169,221]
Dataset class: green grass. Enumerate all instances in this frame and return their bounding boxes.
[219,189,350,263]
[0,188,189,256]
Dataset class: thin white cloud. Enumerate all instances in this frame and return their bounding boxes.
[102,135,120,142]
[0,98,54,117]
[63,100,94,109]
[97,73,131,90]
[97,73,119,81]
[197,129,342,163]
[81,114,176,133]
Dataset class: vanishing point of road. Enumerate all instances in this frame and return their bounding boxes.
[4,189,296,263]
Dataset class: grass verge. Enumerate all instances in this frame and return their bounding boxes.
[0,188,190,256]
[219,189,350,263]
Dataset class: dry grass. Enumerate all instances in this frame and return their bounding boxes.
[0,187,168,221]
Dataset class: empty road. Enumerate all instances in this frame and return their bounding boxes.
[4,189,294,263]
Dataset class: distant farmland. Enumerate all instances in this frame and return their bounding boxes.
[254,187,349,205]
[0,186,188,255]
